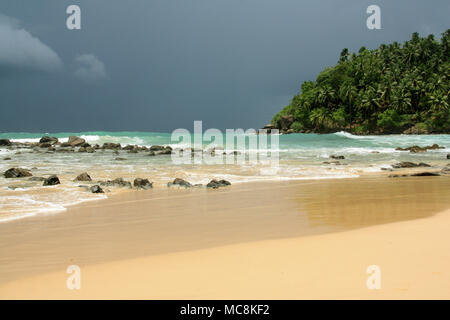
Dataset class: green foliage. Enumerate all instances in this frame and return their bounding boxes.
[377,110,404,132]
[290,121,304,132]
[272,30,450,134]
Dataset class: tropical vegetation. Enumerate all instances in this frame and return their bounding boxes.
[271,30,450,134]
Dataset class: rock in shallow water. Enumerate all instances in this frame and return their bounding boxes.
[39,136,58,145]
[206,179,231,189]
[133,178,153,189]
[90,185,104,193]
[43,175,60,186]
[68,136,86,147]
[74,172,92,182]
[0,139,12,146]
[392,162,430,169]
[99,178,132,188]
[4,168,32,178]
[168,178,192,188]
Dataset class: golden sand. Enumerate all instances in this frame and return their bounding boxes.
[0,176,449,299]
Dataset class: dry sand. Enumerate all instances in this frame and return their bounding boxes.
[0,176,449,299]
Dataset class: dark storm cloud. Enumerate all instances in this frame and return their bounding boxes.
[0,13,62,74]
[73,54,108,83]
[0,0,448,132]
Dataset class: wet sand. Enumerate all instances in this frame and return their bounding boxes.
[0,175,450,298]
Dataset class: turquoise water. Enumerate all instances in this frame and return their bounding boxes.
[0,131,449,221]
[2,130,450,150]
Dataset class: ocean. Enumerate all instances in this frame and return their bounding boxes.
[0,131,449,222]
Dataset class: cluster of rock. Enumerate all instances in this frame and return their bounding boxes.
[391,162,431,169]
[386,161,450,178]
[0,136,177,157]
[167,178,232,189]
[3,166,231,193]
[395,144,445,153]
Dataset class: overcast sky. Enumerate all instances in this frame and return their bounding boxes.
[0,0,449,133]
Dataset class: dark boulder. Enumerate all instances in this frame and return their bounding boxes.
[115,157,127,161]
[90,185,104,193]
[3,157,11,160]
[39,136,58,145]
[133,178,153,189]
[330,155,345,160]
[168,178,192,188]
[150,145,165,151]
[4,168,32,178]
[43,175,60,186]
[206,179,231,189]
[74,172,92,182]
[447,154,450,159]
[68,136,86,147]
[0,139,12,146]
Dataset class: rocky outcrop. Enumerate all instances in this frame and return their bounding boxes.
[133,178,153,189]
[168,178,192,188]
[279,115,294,131]
[392,162,431,169]
[447,154,450,159]
[68,136,86,147]
[206,179,231,189]
[39,136,58,145]
[259,124,277,134]
[150,145,172,155]
[74,172,92,182]
[102,143,122,150]
[43,175,60,186]
[395,144,444,153]
[0,139,12,146]
[4,168,32,178]
[99,178,132,188]
[90,185,104,193]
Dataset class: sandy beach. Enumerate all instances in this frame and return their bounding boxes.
[1,175,449,299]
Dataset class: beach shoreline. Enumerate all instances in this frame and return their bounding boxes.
[1,175,450,299]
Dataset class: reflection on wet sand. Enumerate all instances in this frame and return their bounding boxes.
[298,176,450,227]
[0,176,449,285]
